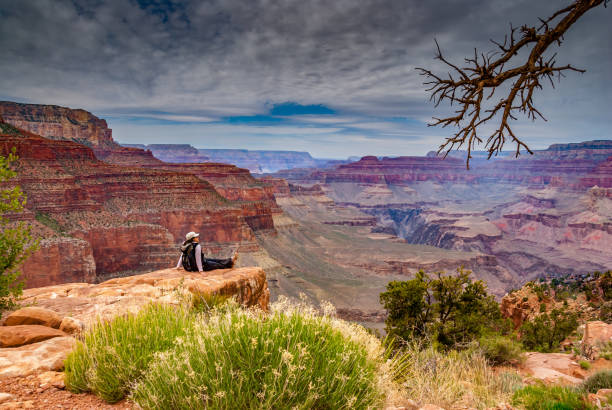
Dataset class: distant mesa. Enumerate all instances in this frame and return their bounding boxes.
[120,142,342,174]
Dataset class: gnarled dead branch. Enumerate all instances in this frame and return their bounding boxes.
[417,0,608,168]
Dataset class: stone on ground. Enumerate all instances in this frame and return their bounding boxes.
[3,307,62,329]
[0,337,75,378]
[0,394,13,404]
[58,317,83,335]
[0,326,67,348]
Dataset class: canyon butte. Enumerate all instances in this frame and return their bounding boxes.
[0,100,611,327]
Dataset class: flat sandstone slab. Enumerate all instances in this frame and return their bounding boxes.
[18,267,269,329]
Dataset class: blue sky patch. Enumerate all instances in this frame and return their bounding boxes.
[269,102,336,116]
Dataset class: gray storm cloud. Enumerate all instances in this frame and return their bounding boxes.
[0,0,610,156]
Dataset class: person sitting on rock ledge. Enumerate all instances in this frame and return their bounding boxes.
[176,231,238,272]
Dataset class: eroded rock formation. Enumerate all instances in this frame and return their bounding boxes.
[0,267,269,378]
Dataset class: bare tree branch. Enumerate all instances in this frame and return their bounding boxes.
[416,0,608,169]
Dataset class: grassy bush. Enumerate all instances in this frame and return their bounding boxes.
[393,341,522,409]
[64,303,193,402]
[582,370,612,393]
[131,301,384,409]
[478,334,524,365]
[580,360,592,370]
[512,385,594,410]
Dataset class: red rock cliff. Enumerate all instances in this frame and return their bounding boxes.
[0,127,264,287]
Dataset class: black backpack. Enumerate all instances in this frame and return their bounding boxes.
[181,242,199,272]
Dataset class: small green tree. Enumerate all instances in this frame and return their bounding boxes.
[520,309,578,352]
[380,268,510,348]
[1,148,38,314]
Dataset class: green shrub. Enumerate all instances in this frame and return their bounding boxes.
[0,148,39,314]
[478,334,524,365]
[582,370,612,393]
[131,303,383,409]
[520,309,578,352]
[512,385,594,410]
[580,360,592,370]
[64,303,193,402]
[380,268,510,348]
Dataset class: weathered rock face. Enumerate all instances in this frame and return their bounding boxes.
[142,161,282,219]
[0,102,280,220]
[0,101,116,150]
[20,238,96,288]
[583,321,612,348]
[18,267,270,326]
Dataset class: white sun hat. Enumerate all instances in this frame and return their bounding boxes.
[185,231,200,241]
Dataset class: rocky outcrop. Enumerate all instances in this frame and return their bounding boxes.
[19,238,96,288]
[17,267,270,325]
[500,273,611,329]
[583,321,612,348]
[581,156,612,189]
[0,267,269,378]
[0,101,116,150]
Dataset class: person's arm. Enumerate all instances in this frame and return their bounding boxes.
[195,244,203,272]
[177,254,182,269]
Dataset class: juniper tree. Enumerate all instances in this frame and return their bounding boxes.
[0,148,38,313]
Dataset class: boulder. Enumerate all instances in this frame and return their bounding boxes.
[0,336,75,378]
[3,307,62,329]
[59,317,83,335]
[0,325,67,348]
[37,371,65,389]
[583,321,612,347]
[0,394,13,404]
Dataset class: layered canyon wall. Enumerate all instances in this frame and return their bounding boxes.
[0,103,281,288]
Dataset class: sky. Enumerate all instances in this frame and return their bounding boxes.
[0,0,610,158]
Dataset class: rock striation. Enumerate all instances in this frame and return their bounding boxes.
[124,143,210,163]
[0,127,268,287]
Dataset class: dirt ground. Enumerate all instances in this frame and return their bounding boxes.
[0,373,133,410]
